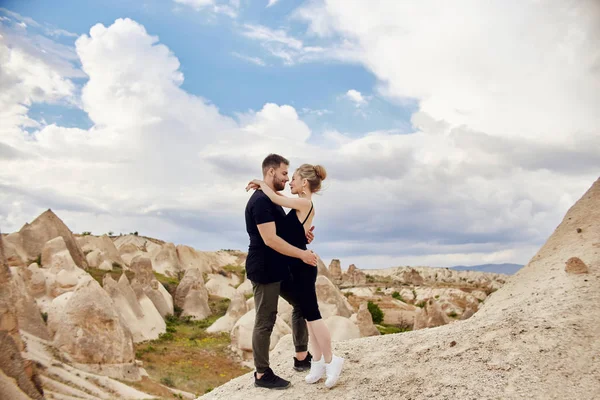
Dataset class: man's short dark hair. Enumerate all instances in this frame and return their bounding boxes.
[262,153,289,176]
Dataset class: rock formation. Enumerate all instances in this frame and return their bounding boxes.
[328,259,342,285]
[230,310,291,360]
[315,275,355,318]
[565,256,588,274]
[152,242,182,276]
[47,279,138,379]
[340,264,367,287]
[324,315,361,341]
[129,255,174,317]
[205,273,239,299]
[176,244,215,274]
[103,274,166,342]
[355,302,380,337]
[175,268,211,320]
[8,209,87,268]
[0,235,45,400]
[413,299,451,330]
[316,256,332,279]
[78,234,124,268]
[206,291,248,333]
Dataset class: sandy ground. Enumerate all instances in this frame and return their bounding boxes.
[199,178,600,400]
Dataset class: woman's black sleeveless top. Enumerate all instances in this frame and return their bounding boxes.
[281,202,313,266]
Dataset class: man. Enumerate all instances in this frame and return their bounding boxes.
[245,153,318,389]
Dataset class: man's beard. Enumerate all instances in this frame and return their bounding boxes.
[273,177,286,191]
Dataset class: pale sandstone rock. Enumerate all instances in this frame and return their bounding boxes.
[0,239,45,399]
[50,279,135,366]
[8,268,50,340]
[341,264,367,287]
[0,332,44,400]
[86,249,103,268]
[206,291,248,333]
[42,236,78,272]
[413,299,450,330]
[17,209,87,268]
[205,274,238,299]
[356,303,380,337]
[328,259,342,285]
[106,274,166,344]
[236,278,253,296]
[3,233,28,267]
[176,245,214,274]
[113,235,162,255]
[324,315,361,341]
[131,279,166,341]
[152,242,182,277]
[77,235,124,267]
[99,259,113,271]
[130,256,174,317]
[175,268,211,320]
[129,256,155,285]
[565,257,589,274]
[26,263,46,297]
[315,275,354,318]
[316,256,332,279]
[41,237,92,299]
[461,308,475,320]
[231,310,291,360]
[144,279,174,318]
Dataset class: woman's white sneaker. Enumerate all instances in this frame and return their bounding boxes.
[324,355,344,388]
[304,357,325,384]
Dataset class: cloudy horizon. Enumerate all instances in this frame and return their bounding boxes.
[1,0,598,270]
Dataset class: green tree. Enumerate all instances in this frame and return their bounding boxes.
[367,301,384,324]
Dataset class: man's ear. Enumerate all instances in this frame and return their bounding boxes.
[267,167,274,177]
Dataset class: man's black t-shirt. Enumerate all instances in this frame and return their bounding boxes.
[245,190,290,283]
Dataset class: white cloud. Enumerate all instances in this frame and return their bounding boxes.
[240,24,335,65]
[266,0,280,7]
[1,12,598,270]
[173,0,239,17]
[300,107,332,117]
[345,89,367,106]
[231,51,266,66]
[296,0,600,143]
[173,0,214,10]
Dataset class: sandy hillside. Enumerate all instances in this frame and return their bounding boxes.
[199,177,600,400]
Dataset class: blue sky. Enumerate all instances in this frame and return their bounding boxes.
[2,0,414,139]
[1,1,598,269]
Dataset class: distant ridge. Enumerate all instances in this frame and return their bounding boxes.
[450,263,523,275]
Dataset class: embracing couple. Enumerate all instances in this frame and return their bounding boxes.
[244,154,344,390]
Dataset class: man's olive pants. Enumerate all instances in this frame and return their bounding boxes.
[251,279,308,373]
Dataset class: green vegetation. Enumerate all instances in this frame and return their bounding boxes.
[222,264,245,277]
[412,288,418,299]
[447,311,458,318]
[391,291,405,302]
[40,312,48,324]
[367,301,384,324]
[87,266,135,287]
[376,323,412,335]
[153,272,180,296]
[160,376,175,387]
[81,231,92,236]
[135,295,248,396]
[415,301,426,308]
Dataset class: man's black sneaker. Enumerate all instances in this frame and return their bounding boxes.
[293,351,312,372]
[254,368,291,390]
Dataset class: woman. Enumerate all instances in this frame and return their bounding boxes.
[246,163,344,388]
